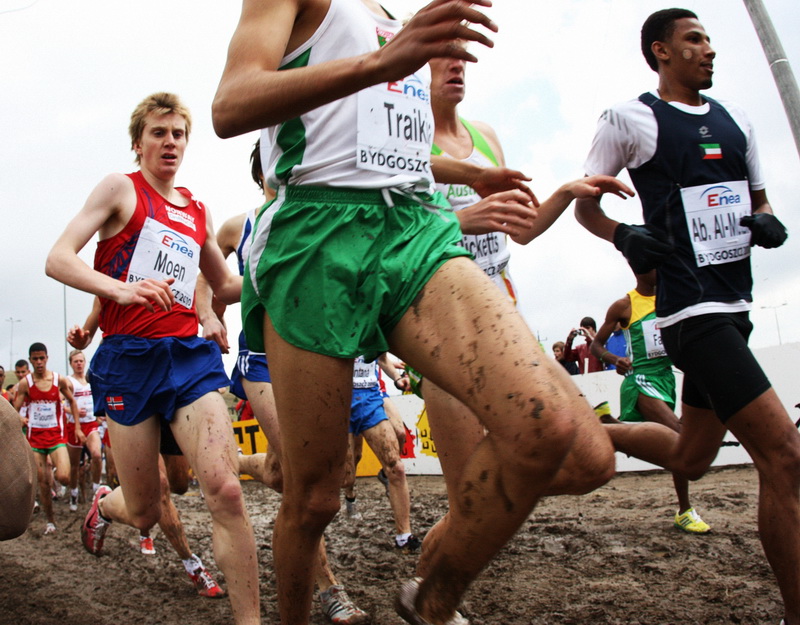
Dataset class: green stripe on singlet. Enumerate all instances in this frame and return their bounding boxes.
[274,48,312,182]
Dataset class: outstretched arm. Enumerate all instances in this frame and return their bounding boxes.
[213,0,496,138]
[514,175,634,245]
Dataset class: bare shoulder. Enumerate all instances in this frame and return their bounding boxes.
[216,212,248,257]
[469,119,505,166]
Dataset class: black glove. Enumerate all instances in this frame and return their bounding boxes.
[740,213,788,249]
[613,223,674,274]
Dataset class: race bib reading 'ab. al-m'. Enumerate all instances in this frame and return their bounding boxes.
[680,180,751,268]
[127,217,200,309]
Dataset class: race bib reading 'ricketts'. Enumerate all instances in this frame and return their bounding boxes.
[680,180,751,268]
[356,72,433,178]
[126,217,200,309]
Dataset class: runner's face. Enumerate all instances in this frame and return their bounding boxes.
[429,56,467,106]
[70,354,86,376]
[29,352,47,375]
[15,365,28,379]
[133,112,187,181]
[662,18,715,90]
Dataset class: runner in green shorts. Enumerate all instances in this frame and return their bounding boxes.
[592,269,710,534]
[213,3,620,624]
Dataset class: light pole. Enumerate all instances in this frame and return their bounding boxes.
[6,317,21,370]
[761,303,787,346]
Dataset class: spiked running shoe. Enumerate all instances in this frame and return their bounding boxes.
[140,535,156,555]
[43,522,57,535]
[319,584,369,625]
[69,491,79,512]
[395,534,421,553]
[396,578,468,625]
[82,485,112,555]
[188,565,226,598]
[674,507,711,534]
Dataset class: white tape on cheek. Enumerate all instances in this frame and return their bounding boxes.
[683,49,692,59]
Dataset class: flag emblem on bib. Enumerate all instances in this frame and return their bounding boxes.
[700,143,722,160]
[106,396,125,411]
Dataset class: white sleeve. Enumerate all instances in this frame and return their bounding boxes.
[718,99,765,190]
[583,98,658,176]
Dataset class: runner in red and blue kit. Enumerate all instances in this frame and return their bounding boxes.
[46,93,259,625]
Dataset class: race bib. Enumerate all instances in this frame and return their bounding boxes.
[28,401,58,429]
[641,319,667,360]
[680,180,751,267]
[352,356,379,389]
[356,72,433,179]
[127,217,200,308]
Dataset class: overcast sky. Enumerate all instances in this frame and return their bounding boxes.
[1,0,798,376]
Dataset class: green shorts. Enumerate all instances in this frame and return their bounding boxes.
[242,186,469,361]
[619,369,676,422]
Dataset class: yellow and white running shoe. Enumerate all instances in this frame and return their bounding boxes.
[674,507,711,534]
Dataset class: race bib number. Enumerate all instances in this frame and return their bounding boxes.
[28,401,58,429]
[352,356,378,389]
[641,319,667,360]
[356,72,433,179]
[680,180,751,267]
[127,217,200,308]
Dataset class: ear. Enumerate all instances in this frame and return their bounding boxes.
[133,141,143,156]
[652,40,670,65]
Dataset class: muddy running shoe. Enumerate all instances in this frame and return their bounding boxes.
[376,469,390,496]
[395,578,468,625]
[33,500,40,514]
[187,565,226,598]
[69,491,79,512]
[319,584,369,625]
[345,497,362,521]
[82,485,112,555]
[395,534,421,553]
[140,535,156,555]
[674,507,711,534]
[43,522,57,535]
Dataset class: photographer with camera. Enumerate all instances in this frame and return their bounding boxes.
[563,317,605,374]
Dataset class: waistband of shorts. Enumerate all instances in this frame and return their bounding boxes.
[279,184,446,208]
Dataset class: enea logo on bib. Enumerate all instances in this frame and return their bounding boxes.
[387,74,430,103]
[158,229,195,258]
[699,185,742,208]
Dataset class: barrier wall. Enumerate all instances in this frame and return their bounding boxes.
[233,342,800,476]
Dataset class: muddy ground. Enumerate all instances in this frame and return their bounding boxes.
[0,464,783,624]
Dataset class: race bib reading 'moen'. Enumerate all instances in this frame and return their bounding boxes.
[127,217,200,309]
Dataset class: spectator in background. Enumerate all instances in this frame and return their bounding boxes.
[604,323,629,371]
[564,317,604,374]
[552,341,579,376]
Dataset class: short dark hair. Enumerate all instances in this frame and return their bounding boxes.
[641,8,698,71]
[580,317,597,330]
[28,342,48,356]
[14,359,28,369]
[250,139,264,191]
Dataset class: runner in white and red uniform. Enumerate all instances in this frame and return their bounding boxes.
[13,342,82,535]
[65,349,102,511]
[47,93,258,624]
